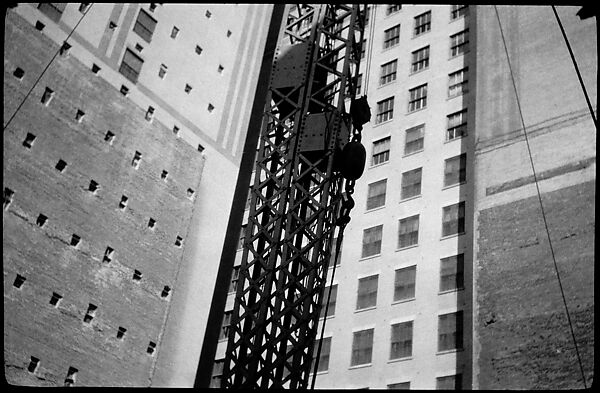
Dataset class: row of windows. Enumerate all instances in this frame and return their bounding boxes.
[367,153,466,211]
[361,200,465,258]
[311,308,463,372]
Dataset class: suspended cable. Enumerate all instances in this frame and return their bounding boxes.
[551,5,597,129]
[493,6,587,389]
[362,4,377,96]
[4,4,94,131]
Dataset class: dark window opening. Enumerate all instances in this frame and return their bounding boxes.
[23,133,36,148]
[49,292,62,306]
[55,159,67,172]
[35,21,45,31]
[28,357,40,373]
[147,341,157,354]
[103,247,114,263]
[133,270,142,281]
[13,67,25,80]
[91,63,101,74]
[71,234,81,247]
[83,304,97,323]
[13,274,26,289]
[117,326,127,339]
[36,214,48,227]
[88,180,99,193]
[161,285,171,298]
[5,187,15,210]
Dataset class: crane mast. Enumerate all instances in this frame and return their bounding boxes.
[222,4,367,388]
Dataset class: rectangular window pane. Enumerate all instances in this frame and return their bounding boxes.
[448,68,468,97]
[401,168,422,200]
[438,311,464,351]
[437,374,463,390]
[446,109,467,140]
[394,266,416,301]
[384,24,401,49]
[362,225,383,258]
[408,84,427,112]
[119,48,144,83]
[229,265,240,293]
[450,29,469,57]
[372,137,391,165]
[321,285,337,318]
[398,214,419,248]
[356,275,378,310]
[405,124,425,154]
[376,96,395,123]
[414,11,431,36]
[440,254,465,292]
[351,329,374,366]
[411,46,430,73]
[380,60,398,85]
[367,179,387,210]
[444,153,467,187]
[219,311,232,340]
[388,382,410,389]
[331,238,342,266]
[390,321,413,359]
[442,201,465,237]
[387,5,402,15]
[450,5,469,20]
[133,9,157,43]
[38,3,66,23]
[312,337,332,372]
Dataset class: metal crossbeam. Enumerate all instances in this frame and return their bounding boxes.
[223,4,366,388]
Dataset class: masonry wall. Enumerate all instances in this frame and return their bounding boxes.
[472,5,595,389]
[4,10,204,386]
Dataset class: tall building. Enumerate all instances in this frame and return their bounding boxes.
[4,3,272,387]
[212,4,592,390]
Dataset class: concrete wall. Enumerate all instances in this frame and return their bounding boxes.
[472,5,596,389]
[4,10,204,386]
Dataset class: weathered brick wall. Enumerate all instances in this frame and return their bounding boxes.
[475,181,594,389]
[4,10,205,386]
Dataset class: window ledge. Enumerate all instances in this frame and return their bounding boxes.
[388,356,413,364]
[409,67,429,77]
[365,205,386,214]
[447,91,468,101]
[396,243,419,252]
[440,232,466,241]
[355,306,377,314]
[399,194,421,203]
[378,79,398,89]
[449,50,470,61]
[391,297,415,306]
[402,149,424,158]
[444,134,468,144]
[438,288,464,295]
[359,253,381,262]
[412,31,431,39]
[349,363,372,370]
[442,181,467,191]
[406,106,427,116]
[372,118,395,128]
[369,161,390,170]
[436,348,464,356]
[382,43,400,54]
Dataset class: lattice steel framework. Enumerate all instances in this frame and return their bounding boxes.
[222,4,366,389]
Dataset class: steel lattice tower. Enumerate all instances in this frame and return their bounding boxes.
[222,4,367,389]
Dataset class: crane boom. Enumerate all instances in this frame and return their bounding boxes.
[222,4,367,388]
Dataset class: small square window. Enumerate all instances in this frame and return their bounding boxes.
[198,144,205,152]
[109,21,118,29]
[187,188,195,199]
[23,133,36,148]
[160,170,169,180]
[207,103,214,113]
[116,326,127,340]
[148,218,156,229]
[159,64,167,79]
[49,292,62,307]
[13,274,26,289]
[37,214,48,227]
[79,3,91,13]
[103,246,114,263]
[64,367,78,387]
[135,43,143,52]
[41,87,54,105]
[4,187,14,210]
[173,125,180,136]
[55,159,67,172]
[161,285,171,298]
[35,21,45,31]
[13,67,25,80]
[71,234,81,247]
[91,63,101,74]
[205,10,212,18]
[147,341,157,355]
[133,269,143,281]
[83,304,97,323]
[28,357,40,373]
[227,30,232,37]
[195,45,203,55]
[171,26,179,39]
[145,106,154,122]
[185,84,192,93]
[88,180,99,193]
[60,41,71,56]
[132,151,142,169]
[149,3,157,12]
[75,109,85,122]
[105,130,115,144]
[119,195,128,209]
[218,65,224,74]
[120,85,129,96]
[175,236,183,247]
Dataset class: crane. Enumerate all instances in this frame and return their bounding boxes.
[196,4,370,389]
